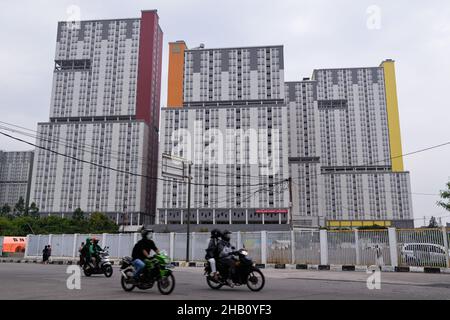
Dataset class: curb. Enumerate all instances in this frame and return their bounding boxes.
[3,258,449,274]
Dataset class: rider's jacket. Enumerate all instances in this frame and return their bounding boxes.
[205,238,219,259]
[217,239,233,258]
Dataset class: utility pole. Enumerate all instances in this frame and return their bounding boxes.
[161,153,191,262]
[288,177,293,229]
[186,162,192,263]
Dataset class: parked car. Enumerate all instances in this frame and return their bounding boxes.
[400,243,449,267]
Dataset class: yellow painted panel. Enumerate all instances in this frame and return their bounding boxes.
[363,221,374,226]
[340,221,352,227]
[352,221,363,227]
[329,221,340,227]
[381,60,404,172]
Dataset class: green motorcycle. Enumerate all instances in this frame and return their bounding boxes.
[120,251,175,295]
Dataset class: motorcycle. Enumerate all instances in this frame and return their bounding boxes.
[83,246,113,278]
[120,251,175,295]
[204,248,265,291]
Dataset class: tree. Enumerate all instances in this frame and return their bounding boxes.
[28,202,39,217]
[88,212,118,233]
[1,204,11,216]
[428,216,439,228]
[437,181,450,212]
[14,197,25,216]
[72,208,85,221]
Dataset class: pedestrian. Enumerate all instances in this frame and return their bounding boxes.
[42,245,49,264]
[374,244,384,269]
[47,245,52,264]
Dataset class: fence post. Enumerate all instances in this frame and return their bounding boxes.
[320,230,328,265]
[118,233,122,258]
[291,230,295,265]
[261,231,267,265]
[355,229,360,265]
[191,232,196,261]
[72,234,78,258]
[169,232,175,261]
[24,235,30,258]
[442,227,450,268]
[48,234,53,248]
[102,233,107,249]
[388,228,398,267]
[237,231,242,249]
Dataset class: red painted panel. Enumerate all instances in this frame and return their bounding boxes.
[136,11,162,126]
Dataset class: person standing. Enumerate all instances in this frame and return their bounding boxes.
[42,245,48,264]
[47,245,52,263]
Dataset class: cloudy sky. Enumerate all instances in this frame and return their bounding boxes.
[1,0,449,226]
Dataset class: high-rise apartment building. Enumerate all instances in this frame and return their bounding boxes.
[29,10,163,224]
[157,43,290,225]
[0,151,34,209]
[286,60,413,228]
[157,40,413,228]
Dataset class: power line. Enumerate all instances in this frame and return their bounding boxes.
[289,139,450,197]
[0,121,282,181]
[0,130,287,188]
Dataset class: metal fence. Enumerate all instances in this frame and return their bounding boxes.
[24,228,450,268]
[397,228,448,267]
[327,230,356,265]
[294,230,321,264]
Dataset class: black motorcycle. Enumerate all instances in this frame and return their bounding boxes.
[204,248,265,291]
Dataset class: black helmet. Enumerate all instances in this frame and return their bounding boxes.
[210,229,221,239]
[141,228,154,239]
[222,230,231,241]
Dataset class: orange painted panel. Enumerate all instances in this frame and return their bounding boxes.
[167,41,187,108]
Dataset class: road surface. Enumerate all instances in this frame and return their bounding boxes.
[0,263,449,300]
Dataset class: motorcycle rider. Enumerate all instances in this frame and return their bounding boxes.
[217,230,236,287]
[131,228,159,282]
[78,241,85,266]
[80,238,92,267]
[90,238,103,268]
[205,229,221,281]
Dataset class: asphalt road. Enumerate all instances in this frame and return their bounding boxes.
[0,263,449,300]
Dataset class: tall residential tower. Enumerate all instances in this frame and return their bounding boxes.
[30,10,163,224]
[157,43,290,226]
[286,60,413,228]
[0,151,34,209]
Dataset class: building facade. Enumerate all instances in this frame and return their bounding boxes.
[29,10,163,224]
[286,60,413,228]
[157,43,290,225]
[0,151,34,209]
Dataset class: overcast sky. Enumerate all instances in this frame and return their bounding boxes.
[1,0,449,226]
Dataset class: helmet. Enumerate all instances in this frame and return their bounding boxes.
[141,228,154,240]
[210,229,221,239]
[222,230,231,241]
